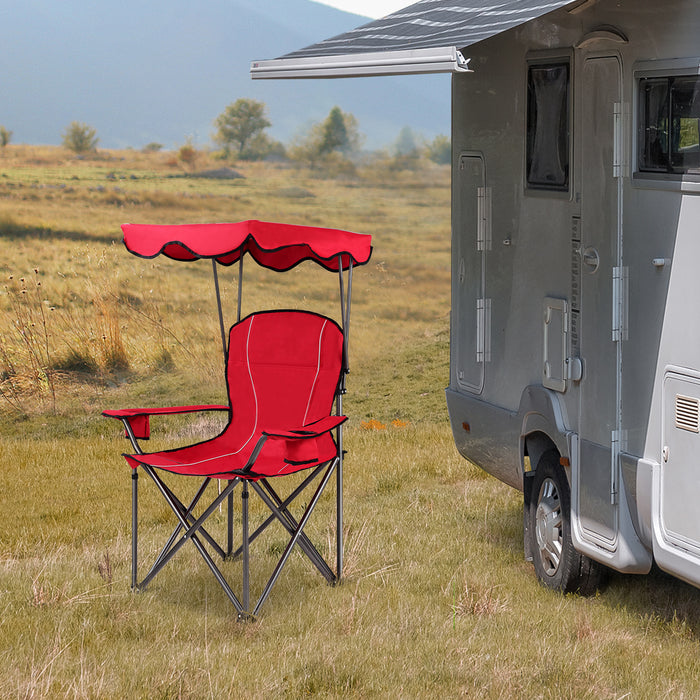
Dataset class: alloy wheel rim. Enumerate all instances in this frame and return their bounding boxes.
[535,477,563,576]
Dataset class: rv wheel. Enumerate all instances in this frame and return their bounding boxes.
[529,451,604,595]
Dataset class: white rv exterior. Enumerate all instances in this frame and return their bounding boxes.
[253,0,700,592]
[446,0,700,591]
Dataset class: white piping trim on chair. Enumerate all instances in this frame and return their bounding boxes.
[303,319,327,427]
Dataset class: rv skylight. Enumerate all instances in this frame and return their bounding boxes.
[639,75,700,174]
[526,61,570,192]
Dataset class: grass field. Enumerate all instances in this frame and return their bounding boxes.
[1,145,700,698]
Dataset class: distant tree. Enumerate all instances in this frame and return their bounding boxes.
[426,134,451,164]
[320,106,361,155]
[142,142,164,153]
[390,126,422,171]
[319,106,350,154]
[62,121,98,154]
[290,106,362,166]
[213,98,271,159]
[0,125,12,149]
[393,126,420,157]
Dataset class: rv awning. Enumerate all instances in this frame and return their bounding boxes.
[251,0,576,79]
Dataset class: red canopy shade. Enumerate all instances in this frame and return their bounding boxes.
[121,219,372,272]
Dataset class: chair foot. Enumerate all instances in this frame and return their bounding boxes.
[237,611,257,623]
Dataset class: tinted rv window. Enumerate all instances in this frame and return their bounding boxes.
[526,62,570,191]
[639,75,700,174]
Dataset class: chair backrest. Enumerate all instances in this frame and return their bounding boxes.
[223,310,344,446]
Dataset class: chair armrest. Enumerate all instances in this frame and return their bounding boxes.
[233,416,347,476]
[103,405,229,440]
[263,415,347,440]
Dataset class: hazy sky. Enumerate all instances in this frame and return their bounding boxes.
[312,0,410,19]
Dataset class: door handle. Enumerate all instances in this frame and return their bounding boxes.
[581,246,600,273]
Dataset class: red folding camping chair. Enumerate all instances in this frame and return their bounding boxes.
[103,220,371,619]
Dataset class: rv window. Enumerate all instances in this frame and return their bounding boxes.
[639,75,700,174]
[526,62,570,191]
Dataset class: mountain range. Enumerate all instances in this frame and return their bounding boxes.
[0,0,450,150]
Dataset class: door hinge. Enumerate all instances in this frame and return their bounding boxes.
[477,186,492,251]
[613,102,629,178]
[610,429,628,505]
[612,266,628,342]
[476,298,492,363]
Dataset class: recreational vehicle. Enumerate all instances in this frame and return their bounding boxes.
[252,0,700,594]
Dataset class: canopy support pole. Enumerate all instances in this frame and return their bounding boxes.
[346,261,354,367]
[335,255,354,582]
[212,260,227,362]
[237,256,244,323]
[338,258,347,372]
[214,258,236,534]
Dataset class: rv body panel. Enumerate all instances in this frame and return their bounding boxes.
[448,0,700,584]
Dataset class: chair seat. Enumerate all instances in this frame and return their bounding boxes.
[123,426,342,478]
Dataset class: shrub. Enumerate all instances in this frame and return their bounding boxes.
[0,125,12,149]
[177,139,198,170]
[51,347,99,375]
[62,121,99,154]
[426,134,451,165]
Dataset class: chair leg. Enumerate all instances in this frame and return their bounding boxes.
[252,460,337,616]
[227,481,235,557]
[132,469,138,590]
[136,472,241,599]
[242,481,250,613]
[336,405,344,581]
[145,470,231,559]
[142,469,245,613]
[229,468,320,560]
[336,457,343,581]
[256,474,336,582]
[142,477,219,587]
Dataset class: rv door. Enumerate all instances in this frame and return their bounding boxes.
[453,153,489,394]
[573,55,623,553]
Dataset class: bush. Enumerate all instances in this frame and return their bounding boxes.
[426,134,451,165]
[62,122,98,154]
[0,125,12,149]
[177,139,198,170]
[51,348,99,375]
[289,106,362,168]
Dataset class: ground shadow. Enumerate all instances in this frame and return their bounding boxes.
[603,564,700,638]
[0,220,117,246]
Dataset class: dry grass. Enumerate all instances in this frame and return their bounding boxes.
[2,146,700,698]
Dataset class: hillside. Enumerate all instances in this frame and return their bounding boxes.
[0,0,450,149]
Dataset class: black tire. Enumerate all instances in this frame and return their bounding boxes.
[528,450,606,595]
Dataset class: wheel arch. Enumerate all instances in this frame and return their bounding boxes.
[518,384,571,481]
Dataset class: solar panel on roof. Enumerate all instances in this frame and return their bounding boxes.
[251,0,575,78]
[283,0,574,58]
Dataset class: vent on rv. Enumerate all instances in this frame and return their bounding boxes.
[675,394,700,433]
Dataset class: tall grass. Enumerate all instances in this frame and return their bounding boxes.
[1,146,700,698]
